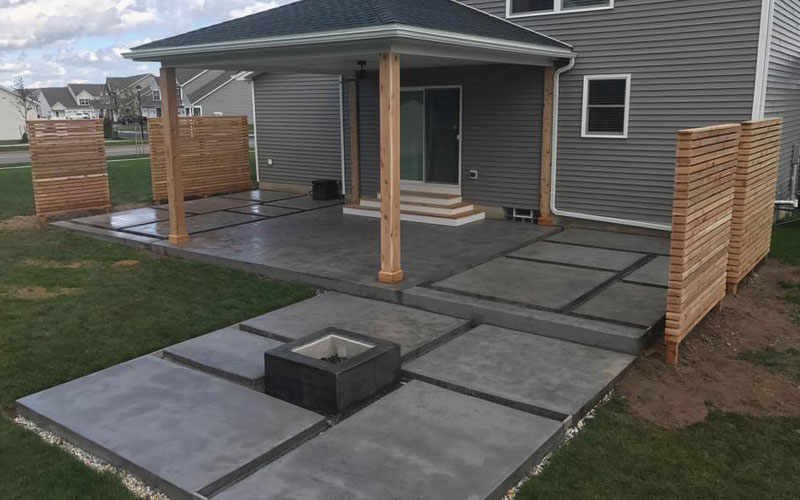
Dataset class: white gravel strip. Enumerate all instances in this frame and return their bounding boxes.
[501,391,613,500]
[14,415,170,500]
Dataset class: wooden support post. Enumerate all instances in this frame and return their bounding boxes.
[160,67,189,245]
[539,67,555,226]
[377,53,403,284]
[666,341,679,366]
[348,79,361,203]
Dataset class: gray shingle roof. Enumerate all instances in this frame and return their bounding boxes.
[176,68,205,85]
[67,83,107,97]
[106,74,150,93]
[133,0,569,52]
[37,87,78,108]
[186,72,236,103]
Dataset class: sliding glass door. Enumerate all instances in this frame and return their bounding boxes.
[400,87,461,186]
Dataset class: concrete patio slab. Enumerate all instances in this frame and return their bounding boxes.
[574,282,667,326]
[213,380,565,500]
[402,286,650,354]
[71,208,169,230]
[547,229,670,256]
[152,207,557,301]
[624,256,670,288]
[125,211,264,238]
[264,195,344,211]
[432,258,615,310]
[227,204,302,218]
[162,327,283,389]
[509,241,646,271]
[222,190,306,203]
[16,356,326,500]
[51,221,160,249]
[403,325,635,421]
[241,292,469,360]
[155,196,259,214]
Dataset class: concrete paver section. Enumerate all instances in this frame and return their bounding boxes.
[547,229,670,256]
[162,327,283,389]
[125,211,265,238]
[264,195,344,211]
[432,258,615,310]
[403,325,635,421]
[72,208,169,230]
[16,356,326,500]
[213,380,565,500]
[155,196,259,214]
[228,204,302,218]
[241,292,468,359]
[624,256,670,288]
[574,282,667,327]
[509,241,646,271]
[222,190,306,203]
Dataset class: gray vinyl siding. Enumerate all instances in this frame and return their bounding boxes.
[349,65,544,209]
[195,80,254,123]
[253,73,342,187]
[462,0,762,226]
[765,0,800,200]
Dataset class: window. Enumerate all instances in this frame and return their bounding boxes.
[582,75,630,138]
[152,89,161,101]
[78,98,90,106]
[192,107,202,116]
[508,0,612,16]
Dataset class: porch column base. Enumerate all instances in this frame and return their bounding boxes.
[169,233,190,245]
[538,215,556,226]
[378,269,405,284]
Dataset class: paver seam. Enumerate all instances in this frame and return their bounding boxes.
[261,200,344,211]
[541,235,670,256]
[505,254,642,273]
[558,254,658,314]
[121,214,269,239]
[220,208,301,220]
[620,277,669,289]
[219,192,307,203]
[412,225,564,289]
[160,349,265,391]
[49,221,158,250]
[426,281,564,313]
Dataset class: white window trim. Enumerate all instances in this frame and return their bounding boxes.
[581,74,631,139]
[152,89,161,101]
[507,0,613,18]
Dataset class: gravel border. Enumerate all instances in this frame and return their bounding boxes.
[14,416,170,500]
[501,391,613,500]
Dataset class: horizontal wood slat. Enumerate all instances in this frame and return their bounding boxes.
[726,118,782,294]
[148,116,252,201]
[27,120,110,218]
[666,123,741,365]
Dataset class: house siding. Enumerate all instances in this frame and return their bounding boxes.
[253,73,343,188]
[765,0,800,200]
[462,0,762,226]
[350,65,544,209]
[196,80,254,123]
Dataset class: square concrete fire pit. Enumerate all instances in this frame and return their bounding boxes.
[264,328,400,414]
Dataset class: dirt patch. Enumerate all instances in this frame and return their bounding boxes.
[0,216,41,231]
[23,258,93,269]
[6,286,81,300]
[112,260,140,268]
[619,261,800,428]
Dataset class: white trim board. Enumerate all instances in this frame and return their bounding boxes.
[251,79,260,183]
[752,0,776,119]
[580,74,631,139]
[507,0,613,19]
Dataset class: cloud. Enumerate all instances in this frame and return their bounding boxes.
[229,1,280,19]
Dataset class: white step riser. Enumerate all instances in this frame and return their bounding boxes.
[343,207,486,227]
[360,200,473,216]
[377,194,463,206]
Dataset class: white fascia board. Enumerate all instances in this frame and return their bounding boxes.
[124,24,574,62]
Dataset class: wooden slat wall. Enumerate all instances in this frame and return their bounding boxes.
[27,120,110,218]
[727,118,783,293]
[666,123,741,365]
[149,116,251,201]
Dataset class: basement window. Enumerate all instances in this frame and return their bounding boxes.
[582,74,630,139]
[508,0,612,17]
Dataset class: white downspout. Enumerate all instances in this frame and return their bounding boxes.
[549,59,673,232]
[250,78,260,184]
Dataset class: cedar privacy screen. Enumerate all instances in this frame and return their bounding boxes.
[666,118,782,365]
[149,116,251,202]
[27,119,110,218]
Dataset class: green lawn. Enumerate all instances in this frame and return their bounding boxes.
[0,151,304,499]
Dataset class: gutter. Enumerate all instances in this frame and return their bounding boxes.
[549,58,672,232]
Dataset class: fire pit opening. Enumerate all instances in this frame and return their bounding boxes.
[292,334,374,364]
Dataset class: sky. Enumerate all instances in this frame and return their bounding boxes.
[0,0,296,89]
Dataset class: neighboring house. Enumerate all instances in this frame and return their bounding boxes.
[106,73,158,120]
[36,83,106,119]
[0,85,37,141]
[125,0,800,229]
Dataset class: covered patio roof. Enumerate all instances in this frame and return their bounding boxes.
[124,0,575,73]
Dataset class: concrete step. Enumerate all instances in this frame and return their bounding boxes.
[377,190,463,206]
[343,205,486,227]
[400,286,653,355]
[359,197,475,216]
